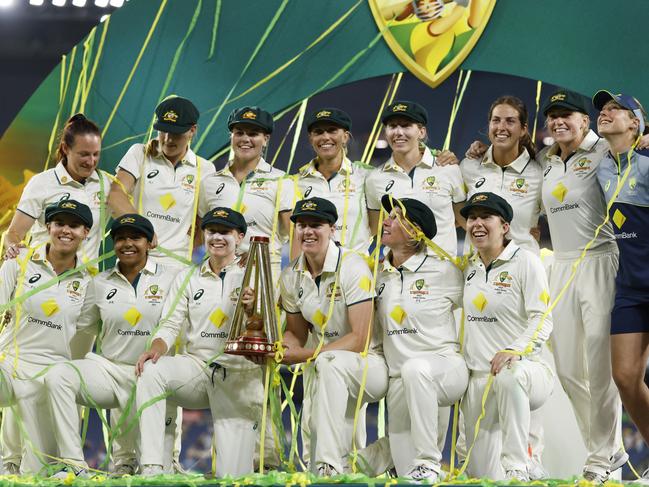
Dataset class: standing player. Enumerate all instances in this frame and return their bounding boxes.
[135,208,263,477]
[0,200,94,474]
[365,100,466,257]
[461,192,553,481]
[594,90,649,481]
[377,195,467,481]
[44,214,179,478]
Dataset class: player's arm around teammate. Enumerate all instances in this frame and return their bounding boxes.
[459,192,553,481]
[135,208,262,478]
[278,197,388,476]
[377,195,467,481]
[0,200,93,474]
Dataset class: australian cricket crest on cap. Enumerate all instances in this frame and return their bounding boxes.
[242,110,257,120]
[120,216,136,224]
[317,110,332,118]
[392,103,408,112]
[61,201,77,209]
[550,93,566,102]
[301,200,318,211]
[471,194,488,203]
[163,110,179,123]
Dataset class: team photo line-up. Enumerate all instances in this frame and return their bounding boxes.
[0,87,648,483]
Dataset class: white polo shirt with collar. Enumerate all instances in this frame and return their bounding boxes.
[461,147,543,255]
[78,258,180,365]
[0,248,91,366]
[376,251,463,377]
[117,143,216,264]
[199,158,294,265]
[462,241,552,373]
[296,158,373,253]
[538,130,615,256]
[365,147,466,257]
[279,240,380,353]
[16,162,112,259]
[154,257,253,370]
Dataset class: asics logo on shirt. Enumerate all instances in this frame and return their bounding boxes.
[298,288,303,298]
[544,166,552,177]
[385,180,395,192]
[194,289,204,301]
[215,182,225,194]
[147,169,160,179]
[475,178,485,188]
[467,270,476,281]
[377,283,385,295]
[304,186,312,198]
[106,288,117,300]
[28,273,41,284]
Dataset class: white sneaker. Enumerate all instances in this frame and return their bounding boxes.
[528,459,548,480]
[110,463,136,477]
[316,463,340,477]
[406,464,440,483]
[581,470,608,484]
[505,469,530,482]
[610,449,629,472]
[0,462,20,475]
[141,464,164,477]
[50,466,90,480]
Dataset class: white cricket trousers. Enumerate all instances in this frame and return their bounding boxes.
[308,350,388,473]
[137,355,263,477]
[388,353,468,476]
[549,248,621,475]
[462,360,553,479]
[44,353,176,470]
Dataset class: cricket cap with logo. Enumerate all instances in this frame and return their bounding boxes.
[290,197,338,224]
[542,89,590,116]
[153,96,199,134]
[110,213,155,242]
[201,207,247,234]
[228,106,274,134]
[381,194,436,239]
[44,199,93,228]
[460,191,514,223]
[381,100,428,125]
[305,107,352,132]
[593,90,649,135]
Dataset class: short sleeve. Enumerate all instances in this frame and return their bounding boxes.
[116,144,146,181]
[16,173,46,220]
[364,171,381,211]
[339,251,374,306]
[279,266,300,314]
[198,157,216,179]
[0,258,18,306]
[448,165,467,203]
[278,174,296,212]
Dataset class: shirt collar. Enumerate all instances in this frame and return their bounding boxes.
[30,246,85,277]
[153,146,198,167]
[382,251,427,273]
[299,157,353,178]
[482,146,531,173]
[200,256,240,277]
[294,240,341,274]
[219,157,272,177]
[470,240,520,266]
[383,147,435,172]
[54,161,99,185]
[546,129,601,159]
[110,257,158,279]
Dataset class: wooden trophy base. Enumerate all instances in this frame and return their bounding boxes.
[225,335,276,356]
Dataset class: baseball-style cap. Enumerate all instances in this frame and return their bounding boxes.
[460,192,514,223]
[227,106,274,134]
[542,89,589,116]
[381,194,436,240]
[45,199,93,228]
[593,90,649,135]
[305,108,352,132]
[110,214,155,242]
[290,197,338,224]
[201,207,247,234]
[381,100,428,125]
[154,96,199,134]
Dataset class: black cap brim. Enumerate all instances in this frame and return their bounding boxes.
[201,219,245,232]
[307,118,351,132]
[228,120,272,134]
[289,211,336,224]
[111,224,154,242]
[543,101,588,116]
[381,113,426,125]
[460,202,510,222]
[46,209,92,228]
[153,121,194,134]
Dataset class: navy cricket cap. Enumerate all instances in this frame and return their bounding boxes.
[381,100,428,125]
[542,89,590,116]
[290,197,338,224]
[110,214,155,242]
[381,194,437,240]
[201,207,247,234]
[45,199,93,228]
[460,192,514,223]
[154,97,199,134]
[306,108,352,132]
[228,106,274,134]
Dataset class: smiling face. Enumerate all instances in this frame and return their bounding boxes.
[384,116,426,156]
[382,208,417,249]
[295,216,334,258]
[63,133,101,181]
[466,208,509,253]
[308,123,349,161]
[546,108,589,146]
[113,228,151,268]
[597,100,640,138]
[488,103,527,154]
[157,126,196,164]
[230,123,270,164]
[46,213,89,254]
[203,224,243,259]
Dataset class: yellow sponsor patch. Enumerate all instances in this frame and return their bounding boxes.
[123,307,142,326]
[539,290,550,306]
[359,276,371,292]
[209,308,227,328]
[40,299,59,316]
[159,193,176,210]
[389,305,406,324]
[613,209,626,229]
[312,309,327,328]
[472,292,487,312]
[551,182,568,203]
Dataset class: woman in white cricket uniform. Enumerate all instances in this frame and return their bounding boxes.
[108,96,216,268]
[365,100,466,257]
[294,107,372,253]
[278,197,388,476]
[460,192,553,481]
[1,114,110,474]
[537,89,627,482]
[135,208,262,477]
[0,200,93,474]
[377,195,467,481]
[199,106,293,281]
[44,214,179,478]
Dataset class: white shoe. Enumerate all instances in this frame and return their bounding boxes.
[316,463,340,477]
[610,449,629,472]
[141,464,164,477]
[0,462,20,475]
[50,466,90,480]
[406,464,440,483]
[581,470,608,484]
[110,463,136,477]
[528,459,548,480]
[505,469,530,482]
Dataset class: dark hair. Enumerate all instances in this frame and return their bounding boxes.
[56,113,101,164]
[488,96,536,159]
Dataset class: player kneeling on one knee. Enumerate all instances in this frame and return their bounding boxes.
[135,208,263,478]
[460,192,554,481]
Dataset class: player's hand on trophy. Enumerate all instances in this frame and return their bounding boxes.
[238,251,249,267]
[490,350,521,375]
[466,140,488,160]
[241,286,256,316]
